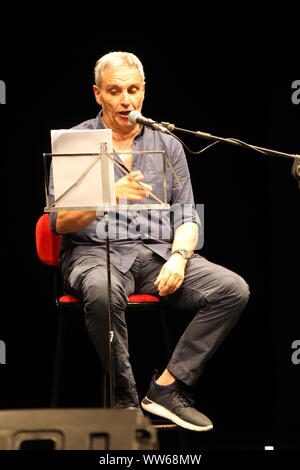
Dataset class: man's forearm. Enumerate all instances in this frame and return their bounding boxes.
[56,211,97,234]
[171,222,199,255]
[54,171,153,234]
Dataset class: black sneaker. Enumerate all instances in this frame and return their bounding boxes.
[141,375,213,432]
[116,403,141,411]
[116,386,140,409]
[115,388,143,416]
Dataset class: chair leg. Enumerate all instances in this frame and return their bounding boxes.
[51,309,66,407]
[159,304,173,360]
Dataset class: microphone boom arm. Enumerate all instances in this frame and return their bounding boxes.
[161,122,300,188]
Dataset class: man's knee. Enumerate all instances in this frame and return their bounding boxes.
[83,279,127,315]
[221,272,250,311]
[85,281,127,312]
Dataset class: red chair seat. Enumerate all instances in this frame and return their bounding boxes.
[59,295,81,303]
[128,294,160,303]
[58,294,160,304]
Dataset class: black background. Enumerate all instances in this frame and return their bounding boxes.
[0,35,299,451]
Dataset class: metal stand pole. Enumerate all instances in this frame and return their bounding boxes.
[104,209,115,408]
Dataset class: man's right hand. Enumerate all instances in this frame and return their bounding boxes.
[115,170,152,201]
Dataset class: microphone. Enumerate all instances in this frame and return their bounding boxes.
[128,111,170,133]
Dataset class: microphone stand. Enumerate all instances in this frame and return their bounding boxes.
[161,122,300,188]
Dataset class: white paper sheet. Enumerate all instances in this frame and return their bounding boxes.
[51,128,116,208]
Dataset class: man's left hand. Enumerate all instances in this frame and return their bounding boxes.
[154,254,187,296]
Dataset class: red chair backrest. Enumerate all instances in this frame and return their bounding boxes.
[35,214,60,267]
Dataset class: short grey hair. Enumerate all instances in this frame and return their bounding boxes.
[94,51,145,87]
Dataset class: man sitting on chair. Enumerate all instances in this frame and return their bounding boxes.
[49,51,249,432]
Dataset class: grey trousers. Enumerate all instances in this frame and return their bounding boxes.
[66,245,249,404]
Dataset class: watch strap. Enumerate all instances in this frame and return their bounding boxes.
[171,249,191,260]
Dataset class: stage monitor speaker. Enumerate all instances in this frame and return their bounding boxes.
[0,408,158,450]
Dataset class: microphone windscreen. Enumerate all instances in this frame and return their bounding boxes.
[128,110,142,124]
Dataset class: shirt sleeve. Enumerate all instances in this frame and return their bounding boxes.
[167,136,201,232]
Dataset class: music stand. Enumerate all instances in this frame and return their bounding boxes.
[43,142,183,408]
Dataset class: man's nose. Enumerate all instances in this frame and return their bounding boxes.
[120,90,131,105]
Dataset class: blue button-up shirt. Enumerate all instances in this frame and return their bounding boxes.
[49,113,200,276]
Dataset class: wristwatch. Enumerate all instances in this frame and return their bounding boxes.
[171,249,191,260]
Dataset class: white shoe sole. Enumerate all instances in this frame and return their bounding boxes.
[141,397,213,432]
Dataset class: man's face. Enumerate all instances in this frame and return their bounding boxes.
[93,65,145,133]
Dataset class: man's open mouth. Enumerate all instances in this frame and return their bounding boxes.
[118,111,131,117]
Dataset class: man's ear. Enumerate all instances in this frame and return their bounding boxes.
[93,85,102,106]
